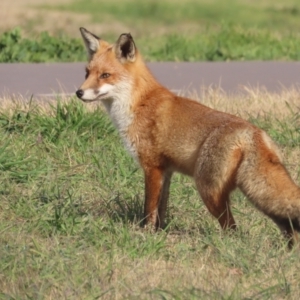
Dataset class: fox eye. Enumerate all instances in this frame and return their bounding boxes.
[85,69,89,79]
[100,73,110,79]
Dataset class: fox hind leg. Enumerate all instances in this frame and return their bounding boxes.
[195,147,243,230]
[197,185,237,230]
[269,215,300,249]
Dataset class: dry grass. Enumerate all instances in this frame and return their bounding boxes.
[3,0,300,40]
[0,0,130,37]
[1,86,299,119]
[1,0,89,36]
[191,86,300,119]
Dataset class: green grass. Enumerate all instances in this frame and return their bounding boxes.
[2,25,300,62]
[146,26,300,61]
[0,28,85,62]
[0,96,300,298]
[2,0,300,62]
[42,0,300,62]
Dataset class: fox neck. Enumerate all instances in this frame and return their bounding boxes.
[101,61,160,160]
[101,80,133,134]
[130,60,161,101]
[101,77,141,160]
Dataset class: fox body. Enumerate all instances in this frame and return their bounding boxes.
[76,28,300,247]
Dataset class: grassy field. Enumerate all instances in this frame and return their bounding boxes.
[1,0,300,61]
[0,90,300,299]
[51,0,300,35]
[2,0,300,298]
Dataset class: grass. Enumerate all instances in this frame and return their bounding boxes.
[35,0,300,62]
[0,90,300,298]
[2,25,300,62]
[50,0,300,33]
[2,0,300,61]
[0,28,85,62]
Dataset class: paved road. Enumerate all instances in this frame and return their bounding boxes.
[1,62,300,99]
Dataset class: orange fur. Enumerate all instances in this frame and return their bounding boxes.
[76,28,300,247]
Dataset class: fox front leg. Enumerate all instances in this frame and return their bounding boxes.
[157,171,172,229]
[143,167,166,229]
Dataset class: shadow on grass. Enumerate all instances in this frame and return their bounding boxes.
[105,193,144,226]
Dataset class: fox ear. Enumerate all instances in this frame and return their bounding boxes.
[79,27,100,59]
[115,33,136,63]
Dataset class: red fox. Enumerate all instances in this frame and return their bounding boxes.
[76,27,300,247]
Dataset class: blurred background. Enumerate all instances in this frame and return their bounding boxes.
[1,0,300,62]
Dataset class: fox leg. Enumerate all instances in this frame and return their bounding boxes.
[156,171,173,229]
[198,188,237,229]
[195,147,243,230]
[143,167,164,228]
[268,215,300,249]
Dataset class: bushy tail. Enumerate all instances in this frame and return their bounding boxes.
[237,130,300,246]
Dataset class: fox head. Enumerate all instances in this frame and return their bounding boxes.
[76,27,137,103]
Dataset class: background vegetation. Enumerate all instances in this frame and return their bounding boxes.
[1,0,300,62]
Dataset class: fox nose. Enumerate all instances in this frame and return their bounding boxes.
[76,89,84,99]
